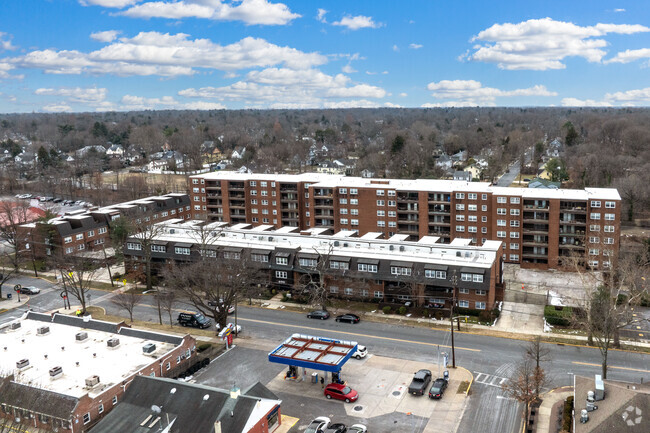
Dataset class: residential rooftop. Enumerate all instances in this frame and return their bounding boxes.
[0,312,181,399]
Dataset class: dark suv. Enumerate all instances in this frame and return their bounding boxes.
[408,369,432,396]
[177,311,212,329]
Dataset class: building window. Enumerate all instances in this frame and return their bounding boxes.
[175,247,191,255]
[340,208,348,215]
[391,266,412,276]
[476,289,486,296]
[473,274,483,283]
[591,200,601,208]
[151,245,166,253]
[456,204,465,210]
[425,270,446,279]
[468,226,477,233]
[351,209,359,215]
[510,197,520,204]
[604,225,615,233]
[83,413,91,425]
[497,208,506,215]
[261,190,268,196]
[589,236,600,244]
[456,215,465,221]
[509,254,519,261]
[252,254,269,262]
[510,243,519,250]
[340,218,348,225]
[299,258,317,267]
[330,286,339,294]
[456,193,465,199]
[330,261,349,270]
[497,231,506,238]
[510,232,520,239]
[357,263,378,273]
[456,225,465,232]
[468,215,477,222]
[388,211,396,217]
[509,209,520,217]
[510,220,520,227]
[476,302,486,310]
[468,193,477,200]
[481,227,487,233]
[589,248,600,256]
[589,260,599,268]
[339,198,348,204]
[98,404,104,414]
[350,188,358,194]
[351,219,359,226]
[193,179,198,184]
[605,201,616,208]
[250,190,257,196]
[458,300,470,308]
[377,210,385,217]
[497,219,506,226]
[590,213,601,220]
[377,200,385,206]
[276,257,288,265]
[604,238,614,245]
[468,204,477,211]
[482,205,487,212]
[482,194,488,200]
[98,227,107,234]
[590,224,600,232]
[261,181,267,187]
[126,242,142,250]
[376,190,385,196]
[275,271,288,279]
[64,236,72,244]
[350,198,359,205]
[388,200,396,206]
[374,291,383,298]
[497,197,507,204]
[250,181,256,187]
[461,273,472,282]
[389,221,397,227]
[604,213,615,221]
[223,251,241,260]
[388,190,396,196]
[377,221,386,227]
[361,289,368,297]
[344,287,354,295]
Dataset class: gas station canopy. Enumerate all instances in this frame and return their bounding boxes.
[268,334,358,373]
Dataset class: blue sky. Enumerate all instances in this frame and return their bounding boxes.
[1,0,649,112]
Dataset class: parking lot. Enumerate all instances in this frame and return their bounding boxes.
[193,336,469,433]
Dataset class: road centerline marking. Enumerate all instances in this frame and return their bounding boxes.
[572,361,650,373]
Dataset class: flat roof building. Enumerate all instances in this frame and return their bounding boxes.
[189,171,621,271]
[0,312,197,432]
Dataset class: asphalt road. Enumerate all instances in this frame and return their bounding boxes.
[3,276,650,433]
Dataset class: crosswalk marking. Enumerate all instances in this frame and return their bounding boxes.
[473,371,509,388]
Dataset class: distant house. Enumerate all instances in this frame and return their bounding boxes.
[105,144,124,158]
[528,177,560,189]
[14,152,35,164]
[316,161,346,175]
[464,165,482,180]
[76,145,106,157]
[147,151,185,173]
[231,147,246,160]
[453,171,472,182]
[451,150,468,163]
[161,142,172,152]
[361,168,375,178]
[435,154,453,170]
[215,160,230,170]
[547,138,563,158]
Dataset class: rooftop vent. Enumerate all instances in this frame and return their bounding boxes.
[142,343,156,354]
[37,326,50,336]
[75,332,88,342]
[49,366,63,379]
[16,359,30,370]
[85,375,100,387]
[107,338,120,348]
[9,322,21,330]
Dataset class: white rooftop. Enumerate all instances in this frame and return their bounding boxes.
[0,315,177,399]
[143,220,501,269]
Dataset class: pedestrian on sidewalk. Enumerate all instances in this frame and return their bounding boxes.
[320,376,324,389]
[75,308,81,317]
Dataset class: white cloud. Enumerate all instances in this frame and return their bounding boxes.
[79,0,137,7]
[341,64,356,73]
[35,87,108,104]
[42,103,73,112]
[90,30,121,43]
[409,43,423,49]
[179,67,386,108]
[606,48,650,64]
[561,98,613,107]
[0,32,16,51]
[332,15,381,30]
[392,44,399,52]
[399,92,407,97]
[119,94,226,110]
[426,79,556,106]
[316,8,327,23]
[614,8,626,12]
[467,17,650,70]
[7,32,326,77]
[120,0,300,25]
[182,101,226,110]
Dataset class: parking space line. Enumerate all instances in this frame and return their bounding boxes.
[237,317,481,352]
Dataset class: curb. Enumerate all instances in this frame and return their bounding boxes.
[456,365,474,396]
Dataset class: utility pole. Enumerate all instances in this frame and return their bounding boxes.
[450,270,457,368]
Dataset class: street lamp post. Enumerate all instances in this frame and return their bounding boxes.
[450,271,458,368]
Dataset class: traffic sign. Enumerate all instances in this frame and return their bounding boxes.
[13,284,21,292]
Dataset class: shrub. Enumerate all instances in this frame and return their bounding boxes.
[491,307,501,318]
[544,305,573,327]
[398,306,407,315]
[423,308,429,317]
[197,343,212,352]
[562,396,574,432]
[382,306,391,314]
[478,311,492,324]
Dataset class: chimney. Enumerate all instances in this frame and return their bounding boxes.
[230,386,240,400]
[214,421,222,433]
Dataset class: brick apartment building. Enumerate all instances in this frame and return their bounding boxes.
[17,194,191,260]
[189,172,621,271]
[0,311,197,433]
[123,219,505,310]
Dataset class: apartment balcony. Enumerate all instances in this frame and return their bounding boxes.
[558,242,584,249]
[398,224,419,235]
[314,210,334,217]
[281,203,298,210]
[523,216,550,224]
[397,217,419,223]
[206,203,223,209]
[280,194,298,202]
[313,189,333,198]
[397,192,419,202]
[315,219,334,227]
[280,184,298,192]
[522,236,548,246]
[228,191,245,199]
[428,194,451,203]
[559,228,585,236]
[314,199,334,208]
[205,186,222,192]
[397,204,418,212]
[206,192,222,198]
[559,203,587,213]
[523,227,550,235]
[428,204,450,214]
[521,252,548,259]
[230,210,246,217]
[559,218,587,225]
[228,182,245,190]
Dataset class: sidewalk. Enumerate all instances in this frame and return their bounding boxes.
[422,366,472,433]
[535,387,573,433]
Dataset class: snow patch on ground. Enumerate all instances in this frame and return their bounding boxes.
[544,319,553,333]
[548,291,565,306]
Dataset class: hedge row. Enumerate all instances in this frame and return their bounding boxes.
[544,305,573,327]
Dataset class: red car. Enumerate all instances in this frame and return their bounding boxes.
[324,383,358,403]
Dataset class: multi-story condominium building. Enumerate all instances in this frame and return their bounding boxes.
[17,194,191,260]
[189,172,621,271]
[0,311,197,433]
[123,219,505,310]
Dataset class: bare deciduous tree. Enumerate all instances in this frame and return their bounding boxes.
[524,336,551,399]
[55,256,101,314]
[502,359,546,424]
[110,290,142,322]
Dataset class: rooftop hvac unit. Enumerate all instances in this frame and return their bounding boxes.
[389,245,394,251]
[85,375,100,387]
[75,332,88,342]
[399,246,405,252]
[16,359,30,370]
[49,366,63,379]
[594,375,605,400]
[169,229,175,234]
[37,326,50,336]
[142,343,156,354]
[334,241,340,246]
[107,338,120,348]
[343,243,348,247]
[9,322,21,330]
[268,236,274,241]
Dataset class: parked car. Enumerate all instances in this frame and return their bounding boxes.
[428,378,448,399]
[207,299,235,314]
[335,313,360,324]
[53,198,63,203]
[177,311,212,329]
[408,369,432,396]
[324,383,358,403]
[351,345,367,360]
[348,425,367,433]
[307,310,330,320]
[17,286,41,295]
[305,417,331,433]
[324,423,347,433]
